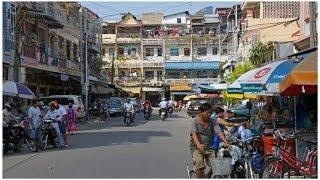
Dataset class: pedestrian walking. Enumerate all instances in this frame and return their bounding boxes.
[66,103,77,135]
[28,100,42,140]
[54,100,68,147]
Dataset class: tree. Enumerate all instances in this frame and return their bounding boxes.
[226,60,255,83]
[249,41,273,67]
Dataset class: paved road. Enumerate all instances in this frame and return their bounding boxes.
[3,110,193,178]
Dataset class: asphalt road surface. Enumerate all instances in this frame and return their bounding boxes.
[3,109,193,178]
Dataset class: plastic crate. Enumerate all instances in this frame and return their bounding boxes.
[211,157,232,176]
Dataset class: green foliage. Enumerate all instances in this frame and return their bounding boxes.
[249,42,274,67]
[226,61,255,83]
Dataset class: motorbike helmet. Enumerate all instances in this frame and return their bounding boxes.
[49,101,58,108]
[126,99,130,103]
[162,98,166,101]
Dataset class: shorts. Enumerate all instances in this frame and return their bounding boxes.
[58,121,66,134]
[192,149,215,170]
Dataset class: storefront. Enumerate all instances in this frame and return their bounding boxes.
[142,87,164,106]
[169,82,192,101]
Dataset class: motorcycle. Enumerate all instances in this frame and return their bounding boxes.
[38,117,59,150]
[160,108,167,121]
[3,117,38,154]
[144,106,151,120]
[168,107,173,115]
[124,110,133,126]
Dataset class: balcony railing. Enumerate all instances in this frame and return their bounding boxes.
[142,39,162,45]
[143,61,164,67]
[68,60,80,71]
[165,55,192,61]
[143,56,164,61]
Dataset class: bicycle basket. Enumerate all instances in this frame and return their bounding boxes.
[211,157,232,176]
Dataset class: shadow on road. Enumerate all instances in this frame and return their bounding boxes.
[68,130,172,150]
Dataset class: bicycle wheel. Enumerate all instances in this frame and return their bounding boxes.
[260,157,286,178]
[24,135,38,152]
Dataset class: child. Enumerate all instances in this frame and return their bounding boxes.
[67,103,77,135]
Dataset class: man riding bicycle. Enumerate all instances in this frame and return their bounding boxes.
[190,103,231,178]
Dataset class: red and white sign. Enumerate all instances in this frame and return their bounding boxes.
[254,67,271,79]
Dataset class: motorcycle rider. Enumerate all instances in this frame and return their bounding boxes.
[3,103,20,152]
[167,98,174,113]
[123,99,135,123]
[143,100,153,114]
[158,98,168,116]
[44,101,65,148]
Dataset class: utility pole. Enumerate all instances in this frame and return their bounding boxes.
[309,2,317,48]
[111,53,115,84]
[14,3,23,82]
[84,33,89,120]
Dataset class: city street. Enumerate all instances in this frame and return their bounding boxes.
[3,110,192,178]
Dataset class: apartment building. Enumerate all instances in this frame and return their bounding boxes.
[3,2,104,97]
[102,9,228,102]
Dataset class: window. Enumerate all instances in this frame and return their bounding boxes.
[157,71,163,80]
[170,47,179,56]
[145,71,154,79]
[184,48,190,56]
[128,48,136,55]
[197,47,207,56]
[222,48,228,55]
[145,48,154,56]
[212,70,218,78]
[86,20,90,31]
[118,47,124,55]
[157,48,162,56]
[196,71,208,78]
[9,3,16,41]
[109,48,114,60]
[212,46,218,55]
[177,18,182,23]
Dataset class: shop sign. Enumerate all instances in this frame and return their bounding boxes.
[254,67,271,79]
[170,82,192,91]
[60,74,69,81]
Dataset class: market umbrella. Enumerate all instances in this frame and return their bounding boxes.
[279,51,317,96]
[240,59,299,95]
[227,69,257,94]
[3,81,36,99]
[183,94,198,101]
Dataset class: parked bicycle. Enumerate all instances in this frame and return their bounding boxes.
[260,129,317,178]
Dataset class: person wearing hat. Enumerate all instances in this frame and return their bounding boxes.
[43,101,65,148]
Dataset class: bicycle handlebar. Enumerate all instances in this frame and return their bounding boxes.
[274,129,295,141]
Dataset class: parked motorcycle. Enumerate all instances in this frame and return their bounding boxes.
[3,117,38,154]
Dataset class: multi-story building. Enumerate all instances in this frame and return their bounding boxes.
[237,1,301,61]
[3,2,104,98]
[103,9,229,102]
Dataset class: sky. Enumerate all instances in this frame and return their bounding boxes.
[80,1,239,22]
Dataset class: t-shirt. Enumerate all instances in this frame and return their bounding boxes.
[57,106,67,120]
[190,117,221,152]
[28,106,42,129]
[159,101,168,108]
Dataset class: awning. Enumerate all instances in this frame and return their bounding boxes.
[224,92,257,99]
[280,51,317,96]
[165,61,220,70]
[142,87,164,92]
[183,94,198,101]
[122,87,141,94]
[170,91,191,95]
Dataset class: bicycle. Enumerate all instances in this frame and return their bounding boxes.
[260,129,317,178]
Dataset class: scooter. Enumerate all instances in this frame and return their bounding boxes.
[168,107,173,115]
[124,110,133,126]
[38,117,59,150]
[160,108,167,121]
[144,106,151,120]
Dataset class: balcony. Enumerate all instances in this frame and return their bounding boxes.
[116,37,141,44]
[143,60,164,68]
[68,60,80,71]
[142,39,163,45]
[116,60,141,68]
[143,56,164,61]
[165,55,192,61]
[117,78,141,86]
